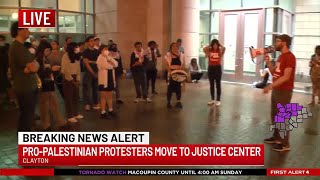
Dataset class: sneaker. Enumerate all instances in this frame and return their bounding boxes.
[175,102,183,109]
[116,100,124,104]
[100,113,108,119]
[215,101,221,106]
[92,105,101,110]
[74,115,84,119]
[272,144,290,152]
[85,105,91,111]
[145,98,152,103]
[68,118,78,123]
[167,103,172,109]
[134,98,141,103]
[264,137,281,144]
[108,111,117,117]
[208,100,215,105]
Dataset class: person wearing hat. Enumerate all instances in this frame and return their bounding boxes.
[263,34,296,152]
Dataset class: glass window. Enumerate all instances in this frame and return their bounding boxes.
[210,12,219,33]
[29,34,58,42]
[21,0,56,9]
[200,0,210,10]
[0,0,18,7]
[212,0,241,10]
[58,0,85,12]
[86,0,94,13]
[200,12,210,33]
[199,34,210,70]
[86,15,94,34]
[0,9,18,32]
[279,0,294,13]
[59,34,86,45]
[59,12,84,33]
[265,8,274,32]
[243,0,274,8]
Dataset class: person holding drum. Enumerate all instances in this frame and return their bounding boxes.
[165,42,187,109]
[203,39,225,106]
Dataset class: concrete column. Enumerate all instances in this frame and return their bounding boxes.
[95,0,118,43]
[171,0,200,66]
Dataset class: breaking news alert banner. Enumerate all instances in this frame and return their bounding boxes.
[18,132,264,166]
[1,168,320,176]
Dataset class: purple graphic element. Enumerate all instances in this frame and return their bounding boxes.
[274,103,304,123]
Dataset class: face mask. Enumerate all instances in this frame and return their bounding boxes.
[103,50,109,56]
[29,48,36,54]
[74,47,80,54]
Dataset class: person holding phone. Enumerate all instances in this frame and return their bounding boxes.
[47,40,64,98]
[130,42,151,103]
[97,45,118,119]
[36,41,67,130]
[61,42,83,123]
[203,39,225,106]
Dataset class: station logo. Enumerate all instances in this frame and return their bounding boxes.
[18,9,56,28]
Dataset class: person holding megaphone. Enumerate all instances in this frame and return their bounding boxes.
[263,34,296,152]
[203,39,225,106]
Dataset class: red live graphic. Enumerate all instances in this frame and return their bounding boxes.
[18,9,56,28]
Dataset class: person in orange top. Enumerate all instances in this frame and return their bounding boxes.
[203,39,225,106]
[263,34,296,152]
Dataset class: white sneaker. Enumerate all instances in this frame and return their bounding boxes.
[134,98,141,103]
[68,118,78,123]
[208,100,215,105]
[215,101,221,106]
[145,98,152,103]
[85,105,91,111]
[74,115,84,119]
[92,105,101,110]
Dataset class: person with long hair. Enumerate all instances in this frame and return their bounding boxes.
[165,42,185,109]
[35,41,67,130]
[61,42,83,123]
[203,39,225,106]
[309,45,320,104]
[189,58,204,83]
[47,40,64,98]
[97,45,118,119]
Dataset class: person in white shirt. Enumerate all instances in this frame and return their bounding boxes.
[255,64,273,88]
[96,45,118,119]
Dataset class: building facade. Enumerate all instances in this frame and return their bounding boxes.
[1,0,319,90]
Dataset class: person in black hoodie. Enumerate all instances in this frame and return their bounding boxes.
[109,43,124,104]
[130,42,152,103]
[145,41,161,95]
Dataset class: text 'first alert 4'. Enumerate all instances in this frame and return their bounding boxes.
[18,132,149,144]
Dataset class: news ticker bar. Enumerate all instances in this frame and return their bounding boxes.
[1,169,320,176]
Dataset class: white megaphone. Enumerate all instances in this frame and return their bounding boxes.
[249,46,275,60]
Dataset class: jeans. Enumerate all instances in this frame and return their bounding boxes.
[208,65,222,101]
[271,89,293,146]
[115,76,121,99]
[16,89,38,132]
[83,72,98,105]
[132,71,147,99]
[38,91,65,129]
[191,72,204,81]
[167,79,182,103]
[63,80,80,119]
[146,70,157,94]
